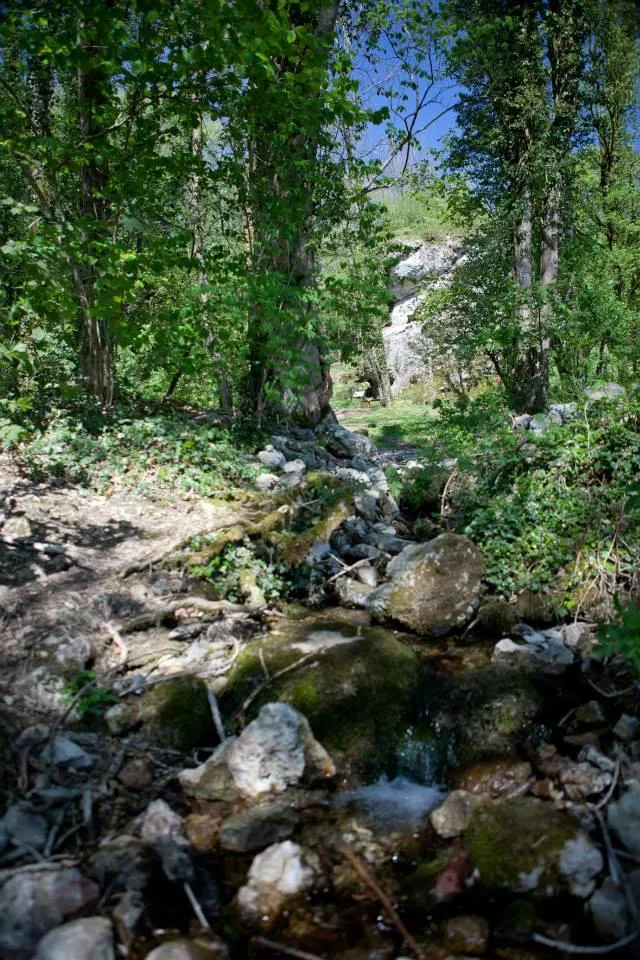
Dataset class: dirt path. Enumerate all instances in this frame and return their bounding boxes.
[0,453,248,718]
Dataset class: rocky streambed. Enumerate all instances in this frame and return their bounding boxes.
[1,420,640,960]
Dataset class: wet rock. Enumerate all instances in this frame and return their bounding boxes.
[613,714,639,743]
[335,577,375,609]
[118,757,153,790]
[429,667,541,767]
[235,841,319,928]
[33,917,114,960]
[465,798,601,897]
[0,866,99,959]
[222,619,422,775]
[89,835,154,892]
[367,534,484,637]
[134,676,216,751]
[257,449,286,470]
[255,473,280,492]
[456,760,533,800]
[179,703,335,801]
[587,874,640,942]
[3,804,48,849]
[440,915,489,955]
[569,701,605,730]
[219,803,297,853]
[493,626,574,674]
[430,790,478,839]
[608,785,640,858]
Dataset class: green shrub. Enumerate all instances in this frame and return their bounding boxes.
[597,600,640,672]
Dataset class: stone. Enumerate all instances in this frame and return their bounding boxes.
[36,635,92,678]
[219,803,297,853]
[42,735,95,771]
[608,785,640,858]
[89,836,154,892]
[235,841,319,927]
[335,577,374,609]
[588,879,628,942]
[319,421,376,460]
[440,915,489,955]
[179,703,335,801]
[282,458,306,475]
[3,804,48,850]
[145,939,230,960]
[569,701,605,730]
[456,760,533,800]
[613,714,639,743]
[0,866,99,958]
[184,814,222,854]
[355,562,378,587]
[33,917,114,960]
[367,534,484,637]
[257,450,286,470]
[118,758,153,791]
[255,473,280,492]
[430,790,478,839]
[585,383,626,401]
[493,626,574,674]
[465,798,601,897]
[104,702,136,736]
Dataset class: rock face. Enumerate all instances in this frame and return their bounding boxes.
[367,534,484,636]
[385,238,463,396]
[179,703,335,801]
[235,841,319,927]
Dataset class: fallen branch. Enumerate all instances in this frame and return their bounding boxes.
[588,679,638,700]
[238,649,326,723]
[532,932,638,954]
[338,846,425,960]
[253,937,326,960]
[119,639,241,697]
[184,880,211,931]
[103,622,128,668]
[324,557,372,586]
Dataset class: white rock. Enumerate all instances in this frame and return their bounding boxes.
[257,450,286,470]
[558,833,603,898]
[34,917,114,960]
[430,790,478,839]
[255,473,280,492]
[492,626,574,674]
[282,458,306,475]
[179,703,335,801]
[235,841,319,926]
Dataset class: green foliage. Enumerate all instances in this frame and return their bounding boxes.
[597,599,640,673]
[61,671,117,718]
[189,538,287,604]
[18,407,259,498]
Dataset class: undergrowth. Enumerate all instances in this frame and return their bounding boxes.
[16,406,260,499]
[391,391,640,614]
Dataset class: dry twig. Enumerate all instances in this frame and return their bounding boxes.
[338,846,425,960]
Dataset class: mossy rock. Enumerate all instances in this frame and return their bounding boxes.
[465,797,582,894]
[222,614,422,777]
[136,676,215,751]
[268,496,353,566]
[426,666,541,767]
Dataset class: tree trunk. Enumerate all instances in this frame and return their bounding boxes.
[363,344,392,406]
[77,10,114,407]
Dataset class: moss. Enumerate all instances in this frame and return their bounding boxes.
[137,676,215,751]
[465,798,578,892]
[288,676,321,713]
[268,497,353,566]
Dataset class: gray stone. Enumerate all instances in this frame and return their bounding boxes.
[492,630,574,674]
[282,458,306,475]
[255,472,280,492]
[367,534,484,637]
[613,714,639,743]
[33,917,114,960]
[36,635,92,678]
[608,785,640,858]
[319,421,376,460]
[179,703,335,801]
[235,841,319,926]
[355,562,378,587]
[257,449,286,470]
[41,735,95,771]
[549,402,577,422]
[430,790,478,839]
[0,866,99,958]
[588,879,628,942]
[585,383,626,401]
[335,577,375,609]
[3,804,48,850]
[145,939,229,960]
[219,803,297,853]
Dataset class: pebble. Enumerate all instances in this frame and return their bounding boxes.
[33,917,115,960]
[430,790,477,839]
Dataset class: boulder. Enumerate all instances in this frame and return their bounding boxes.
[2,804,48,850]
[257,449,286,470]
[367,534,484,637]
[221,616,422,776]
[33,918,114,960]
[465,798,602,897]
[0,867,99,959]
[255,473,280,492]
[608,785,640,858]
[127,676,216,752]
[179,703,335,802]
[318,421,376,460]
[235,841,319,928]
